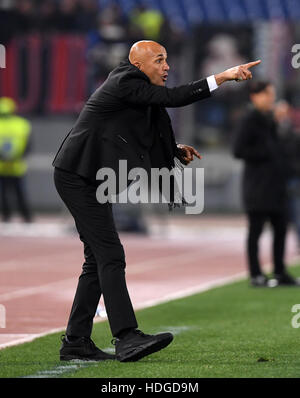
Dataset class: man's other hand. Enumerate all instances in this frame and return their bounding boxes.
[176,144,202,166]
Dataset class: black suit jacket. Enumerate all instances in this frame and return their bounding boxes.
[233,107,287,212]
[52,59,211,184]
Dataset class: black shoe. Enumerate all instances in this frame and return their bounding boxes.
[250,274,269,287]
[60,335,115,361]
[272,272,300,286]
[113,329,173,362]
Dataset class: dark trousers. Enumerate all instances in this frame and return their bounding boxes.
[53,167,138,338]
[246,211,287,277]
[0,176,32,222]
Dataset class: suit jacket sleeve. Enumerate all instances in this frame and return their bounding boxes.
[117,75,211,108]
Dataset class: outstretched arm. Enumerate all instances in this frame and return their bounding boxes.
[175,60,262,165]
[119,60,261,108]
[214,60,261,86]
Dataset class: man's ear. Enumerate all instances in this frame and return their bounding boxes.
[132,61,141,70]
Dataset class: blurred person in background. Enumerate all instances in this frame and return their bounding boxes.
[0,97,33,223]
[97,2,128,42]
[86,2,129,90]
[0,0,98,35]
[14,0,36,33]
[55,0,81,33]
[0,0,20,44]
[275,100,300,252]
[35,0,60,33]
[128,4,183,56]
[233,81,300,287]
[76,0,98,32]
[129,5,164,41]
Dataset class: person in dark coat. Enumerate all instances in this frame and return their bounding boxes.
[233,81,300,287]
[53,40,260,362]
[275,100,300,251]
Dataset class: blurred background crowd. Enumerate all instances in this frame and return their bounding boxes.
[0,0,300,237]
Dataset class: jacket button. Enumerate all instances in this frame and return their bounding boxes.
[140,154,144,160]
[192,88,202,95]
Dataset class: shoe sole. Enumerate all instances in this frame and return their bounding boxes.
[117,335,173,363]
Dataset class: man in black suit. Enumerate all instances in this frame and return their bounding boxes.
[233,81,300,287]
[53,40,260,362]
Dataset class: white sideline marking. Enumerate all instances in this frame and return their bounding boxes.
[23,363,99,378]
[0,222,71,238]
[3,255,300,377]
[0,278,77,302]
[0,271,247,351]
[156,326,196,336]
[2,254,300,351]
[23,325,195,378]
[0,247,241,303]
[0,329,65,349]
[131,272,247,312]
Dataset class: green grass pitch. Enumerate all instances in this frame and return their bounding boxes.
[1,265,300,378]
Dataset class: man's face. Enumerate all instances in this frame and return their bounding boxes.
[251,85,276,112]
[139,47,170,86]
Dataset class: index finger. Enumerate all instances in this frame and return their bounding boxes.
[192,148,202,159]
[244,60,261,69]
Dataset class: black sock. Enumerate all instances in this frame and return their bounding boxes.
[116,328,135,339]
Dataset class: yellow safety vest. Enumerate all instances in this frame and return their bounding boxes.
[0,115,31,177]
[131,10,164,40]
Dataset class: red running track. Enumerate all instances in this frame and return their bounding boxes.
[0,215,298,348]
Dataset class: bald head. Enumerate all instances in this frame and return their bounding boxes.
[129,40,165,64]
[129,40,170,86]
